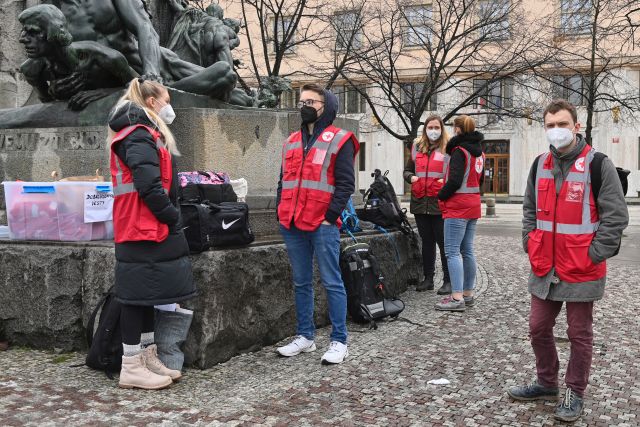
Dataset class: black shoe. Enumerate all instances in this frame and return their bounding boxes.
[437,281,451,295]
[554,388,584,423]
[507,381,559,401]
[416,276,434,292]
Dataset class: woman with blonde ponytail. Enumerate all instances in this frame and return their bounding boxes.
[403,115,451,294]
[108,78,195,390]
[435,115,484,312]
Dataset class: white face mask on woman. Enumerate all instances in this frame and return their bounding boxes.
[426,129,441,142]
[546,127,574,149]
[158,104,176,125]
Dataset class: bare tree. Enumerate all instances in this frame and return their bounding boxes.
[231,0,326,106]
[534,0,640,144]
[339,0,553,147]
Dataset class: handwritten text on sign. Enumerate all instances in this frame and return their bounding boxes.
[84,191,114,223]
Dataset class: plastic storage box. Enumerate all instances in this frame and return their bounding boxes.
[3,181,114,241]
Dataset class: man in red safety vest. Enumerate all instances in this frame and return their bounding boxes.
[508,99,629,422]
[276,82,359,365]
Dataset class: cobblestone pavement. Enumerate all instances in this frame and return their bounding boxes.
[1,205,639,426]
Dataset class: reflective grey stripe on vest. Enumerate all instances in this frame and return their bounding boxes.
[319,129,349,187]
[416,171,427,178]
[113,183,136,196]
[454,149,481,194]
[411,143,418,161]
[301,179,335,193]
[427,171,444,178]
[282,179,299,190]
[534,149,599,235]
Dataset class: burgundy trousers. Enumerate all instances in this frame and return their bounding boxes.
[529,295,594,397]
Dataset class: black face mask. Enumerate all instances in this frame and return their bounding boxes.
[300,105,318,125]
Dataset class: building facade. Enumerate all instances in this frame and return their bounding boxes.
[227,0,640,198]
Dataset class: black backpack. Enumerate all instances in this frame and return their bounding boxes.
[85,290,123,377]
[357,169,413,235]
[339,242,405,328]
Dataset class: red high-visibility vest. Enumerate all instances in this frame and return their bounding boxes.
[411,142,448,198]
[110,125,172,243]
[527,145,605,282]
[440,147,484,219]
[278,125,359,231]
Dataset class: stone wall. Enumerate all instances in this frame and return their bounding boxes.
[0,231,421,368]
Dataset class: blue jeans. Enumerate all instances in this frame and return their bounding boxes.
[280,224,347,344]
[444,218,478,294]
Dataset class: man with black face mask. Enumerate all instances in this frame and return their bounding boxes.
[276,83,359,365]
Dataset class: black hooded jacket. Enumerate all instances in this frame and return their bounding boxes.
[437,131,484,201]
[108,102,196,306]
[276,89,356,225]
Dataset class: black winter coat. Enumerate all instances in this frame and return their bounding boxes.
[438,131,485,201]
[109,102,196,306]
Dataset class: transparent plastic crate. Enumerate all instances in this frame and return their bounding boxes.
[3,181,114,241]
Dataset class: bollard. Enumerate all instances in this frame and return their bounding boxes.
[485,197,496,217]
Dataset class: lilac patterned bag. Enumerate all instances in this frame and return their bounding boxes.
[178,171,230,187]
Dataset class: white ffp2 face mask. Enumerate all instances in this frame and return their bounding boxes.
[546,127,574,149]
[426,129,441,142]
[158,104,176,125]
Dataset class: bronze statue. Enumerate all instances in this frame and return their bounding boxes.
[165,1,237,69]
[31,1,252,106]
[19,5,140,110]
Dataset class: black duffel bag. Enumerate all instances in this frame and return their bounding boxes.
[179,183,237,204]
[181,201,255,253]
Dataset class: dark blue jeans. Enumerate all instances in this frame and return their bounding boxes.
[280,224,348,344]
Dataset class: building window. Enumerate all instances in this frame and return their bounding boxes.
[404,5,432,47]
[334,11,362,50]
[560,0,591,35]
[400,82,438,115]
[359,141,366,171]
[551,75,586,106]
[478,0,510,40]
[336,85,367,114]
[271,16,296,53]
[279,88,299,109]
[474,78,514,109]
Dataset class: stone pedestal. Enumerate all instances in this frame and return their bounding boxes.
[0,230,421,368]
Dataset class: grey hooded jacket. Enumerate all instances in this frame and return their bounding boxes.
[522,135,629,302]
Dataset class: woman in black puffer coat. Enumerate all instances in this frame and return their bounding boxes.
[108,78,195,390]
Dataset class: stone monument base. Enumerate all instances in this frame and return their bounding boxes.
[0,230,421,369]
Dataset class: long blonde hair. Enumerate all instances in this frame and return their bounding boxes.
[416,114,448,154]
[108,78,180,156]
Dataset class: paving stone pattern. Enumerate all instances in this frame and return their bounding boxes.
[1,229,639,426]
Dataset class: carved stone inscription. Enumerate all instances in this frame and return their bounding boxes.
[0,127,105,152]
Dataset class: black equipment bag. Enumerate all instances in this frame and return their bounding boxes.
[85,289,123,376]
[357,169,413,234]
[179,183,237,204]
[340,242,404,326]
[180,202,215,253]
[180,201,255,253]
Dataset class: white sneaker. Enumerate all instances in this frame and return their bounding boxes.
[276,336,316,357]
[321,341,348,365]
